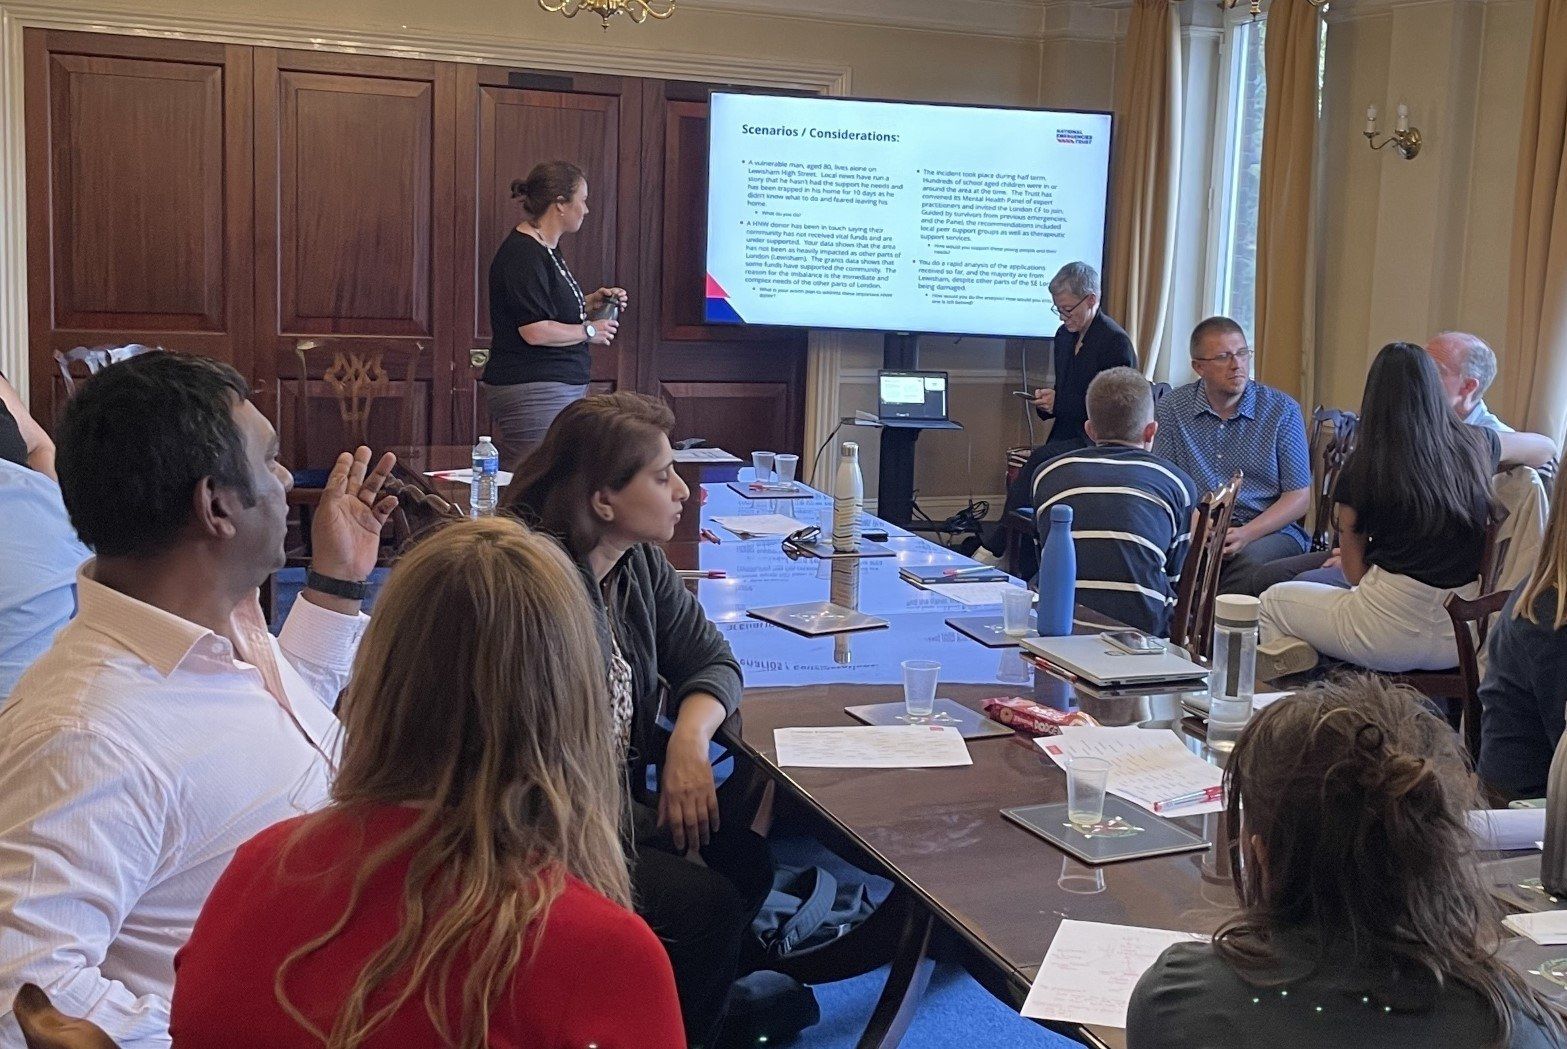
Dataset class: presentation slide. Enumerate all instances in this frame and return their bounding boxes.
[704,93,1112,339]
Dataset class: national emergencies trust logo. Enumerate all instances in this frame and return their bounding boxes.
[1056,129,1095,145]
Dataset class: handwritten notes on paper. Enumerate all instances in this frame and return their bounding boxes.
[672,447,743,464]
[1022,920,1204,1028]
[1036,726,1225,817]
[773,726,973,769]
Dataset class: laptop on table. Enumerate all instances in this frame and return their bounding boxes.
[877,370,962,430]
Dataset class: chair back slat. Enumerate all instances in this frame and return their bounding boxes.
[1308,406,1359,552]
[1443,587,1514,761]
[1169,471,1242,658]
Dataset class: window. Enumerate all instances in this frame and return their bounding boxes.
[1205,16,1267,345]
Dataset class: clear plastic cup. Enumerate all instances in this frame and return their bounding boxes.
[751,450,776,482]
[774,453,799,483]
[1001,586,1033,636]
[1058,854,1107,895]
[901,659,940,719]
[1066,756,1111,829]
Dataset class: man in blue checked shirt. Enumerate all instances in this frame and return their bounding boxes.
[1153,316,1312,596]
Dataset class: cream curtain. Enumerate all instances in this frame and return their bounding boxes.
[1253,0,1320,400]
[1504,0,1567,443]
[1106,0,1182,378]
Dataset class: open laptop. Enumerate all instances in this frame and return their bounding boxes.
[877,370,961,430]
[1019,633,1209,688]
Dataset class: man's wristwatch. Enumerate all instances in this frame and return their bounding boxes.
[584,322,598,341]
[306,570,370,601]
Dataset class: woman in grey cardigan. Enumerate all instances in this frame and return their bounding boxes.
[505,391,770,1049]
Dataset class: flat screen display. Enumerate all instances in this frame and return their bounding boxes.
[704,92,1113,338]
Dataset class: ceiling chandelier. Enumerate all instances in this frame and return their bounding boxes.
[537,0,675,28]
[1216,0,1327,16]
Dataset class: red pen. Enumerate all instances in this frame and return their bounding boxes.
[700,528,723,544]
[677,569,728,579]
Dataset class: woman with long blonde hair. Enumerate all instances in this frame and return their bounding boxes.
[1479,465,1567,798]
[168,517,684,1048]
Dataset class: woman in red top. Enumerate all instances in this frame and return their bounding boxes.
[169,517,685,1049]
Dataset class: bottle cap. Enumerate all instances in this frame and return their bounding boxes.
[1215,594,1261,623]
[841,442,858,458]
[479,435,491,443]
[1049,504,1073,523]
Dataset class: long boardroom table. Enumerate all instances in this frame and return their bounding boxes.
[667,474,1238,1049]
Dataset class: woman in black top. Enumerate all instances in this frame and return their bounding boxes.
[1128,676,1567,1049]
[505,392,771,1048]
[482,160,627,470]
[1257,342,1502,674]
[0,372,55,477]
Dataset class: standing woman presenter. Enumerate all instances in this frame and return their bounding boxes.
[482,160,628,470]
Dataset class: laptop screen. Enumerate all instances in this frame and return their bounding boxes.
[878,371,949,421]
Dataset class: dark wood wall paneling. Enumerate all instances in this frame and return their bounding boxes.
[24,29,807,465]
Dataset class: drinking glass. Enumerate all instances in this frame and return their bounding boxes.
[1066,757,1111,829]
[751,450,776,482]
[774,453,799,483]
[1057,854,1107,895]
[901,659,940,719]
[1001,586,1033,637]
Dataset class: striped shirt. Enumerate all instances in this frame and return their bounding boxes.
[1032,445,1199,636]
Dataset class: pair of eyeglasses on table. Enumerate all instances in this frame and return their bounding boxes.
[781,525,822,561]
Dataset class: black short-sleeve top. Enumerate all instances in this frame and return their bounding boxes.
[0,374,28,468]
[1332,425,1501,590]
[483,229,590,387]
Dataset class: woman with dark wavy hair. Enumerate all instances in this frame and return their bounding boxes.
[1128,676,1567,1048]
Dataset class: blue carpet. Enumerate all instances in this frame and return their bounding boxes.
[271,572,1074,1048]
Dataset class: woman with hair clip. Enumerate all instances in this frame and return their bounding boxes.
[506,391,772,1049]
[1256,341,1513,678]
[1479,463,1567,799]
[1128,676,1567,1048]
[482,159,627,470]
[168,518,683,1048]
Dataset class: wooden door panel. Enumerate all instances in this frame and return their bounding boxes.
[24,30,253,425]
[274,71,434,334]
[255,48,454,461]
[659,380,792,457]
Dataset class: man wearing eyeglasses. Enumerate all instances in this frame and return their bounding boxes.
[981,262,1135,565]
[1152,316,1312,596]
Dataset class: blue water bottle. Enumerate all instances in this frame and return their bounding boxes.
[1036,504,1076,636]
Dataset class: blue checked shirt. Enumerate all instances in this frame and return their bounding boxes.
[1152,380,1311,550]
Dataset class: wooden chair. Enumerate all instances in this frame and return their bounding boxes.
[52,344,161,399]
[382,473,466,550]
[1307,406,1358,552]
[1389,510,1512,730]
[1168,471,1242,661]
[13,984,120,1049]
[1437,588,1514,760]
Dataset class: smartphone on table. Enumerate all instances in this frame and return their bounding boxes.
[1102,629,1166,656]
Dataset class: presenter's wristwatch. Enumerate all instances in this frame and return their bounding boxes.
[305,569,370,601]
[584,322,598,341]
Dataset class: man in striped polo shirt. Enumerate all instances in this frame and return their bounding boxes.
[1032,367,1198,636]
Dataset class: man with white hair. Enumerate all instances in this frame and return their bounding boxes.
[1425,331,1514,432]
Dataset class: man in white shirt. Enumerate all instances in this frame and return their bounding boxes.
[0,353,396,1047]
[1426,331,1517,432]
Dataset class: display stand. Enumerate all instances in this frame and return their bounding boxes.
[876,333,962,530]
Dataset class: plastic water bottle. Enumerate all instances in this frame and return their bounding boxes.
[1035,504,1076,636]
[833,442,864,553]
[1207,594,1260,750]
[470,436,499,517]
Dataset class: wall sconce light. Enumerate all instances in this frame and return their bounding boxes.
[1364,103,1422,160]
